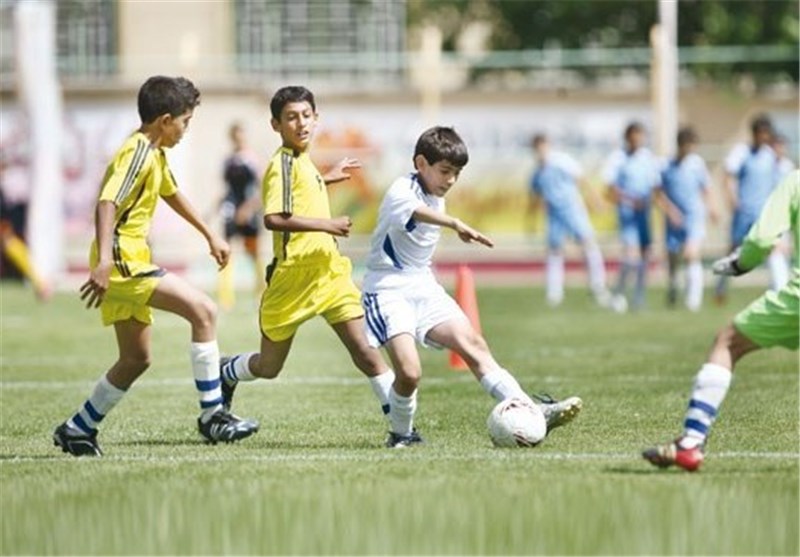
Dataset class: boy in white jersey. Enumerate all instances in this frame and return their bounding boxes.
[361,126,583,448]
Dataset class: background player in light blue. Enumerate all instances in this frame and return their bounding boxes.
[657,127,714,312]
[529,133,609,307]
[716,114,786,302]
[603,122,661,312]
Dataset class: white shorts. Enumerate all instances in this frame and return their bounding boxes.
[361,279,467,349]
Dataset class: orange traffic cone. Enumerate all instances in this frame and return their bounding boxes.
[449,264,481,370]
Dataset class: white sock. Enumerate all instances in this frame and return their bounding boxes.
[369,370,395,416]
[388,387,417,436]
[546,253,564,305]
[682,363,732,446]
[191,341,224,420]
[585,245,607,293]
[221,352,258,384]
[685,260,703,311]
[768,251,789,291]
[633,259,647,306]
[67,374,127,434]
[479,368,534,406]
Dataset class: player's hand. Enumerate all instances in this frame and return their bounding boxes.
[79,262,113,309]
[328,216,352,237]
[667,208,683,228]
[454,219,494,248]
[324,157,362,185]
[209,236,231,269]
[711,247,746,276]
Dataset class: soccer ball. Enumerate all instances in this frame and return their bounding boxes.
[487,398,547,447]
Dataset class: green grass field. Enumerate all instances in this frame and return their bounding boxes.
[1,282,797,555]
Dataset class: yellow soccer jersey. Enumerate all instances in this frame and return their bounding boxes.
[97,131,179,239]
[262,146,338,265]
[91,131,179,277]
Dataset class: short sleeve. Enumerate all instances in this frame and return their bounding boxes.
[602,150,623,185]
[98,140,149,204]
[555,152,583,179]
[262,155,292,216]
[724,144,748,175]
[160,165,179,197]
[385,178,426,229]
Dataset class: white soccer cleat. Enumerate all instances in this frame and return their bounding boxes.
[530,393,583,432]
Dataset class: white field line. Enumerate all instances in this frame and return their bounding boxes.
[0,451,797,465]
[1,373,794,390]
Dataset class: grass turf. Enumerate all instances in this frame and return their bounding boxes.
[1,282,797,555]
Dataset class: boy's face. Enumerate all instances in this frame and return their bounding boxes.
[415,155,462,197]
[677,140,695,158]
[271,101,318,152]
[626,130,645,151]
[159,109,193,148]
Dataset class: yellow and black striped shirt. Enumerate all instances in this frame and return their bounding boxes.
[97,131,178,239]
[262,146,338,265]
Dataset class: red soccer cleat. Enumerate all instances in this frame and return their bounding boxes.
[642,438,705,472]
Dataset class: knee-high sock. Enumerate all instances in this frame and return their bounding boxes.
[67,374,127,434]
[616,258,635,297]
[546,253,564,305]
[479,368,535,407]
[633,259,647,306]
[388,387,417,436]
[685,260,704,311]
[369,370,395,416]
[191,341,224,420]
[681,363,732,447]
[221,352,258,384]
[585,245,606,294]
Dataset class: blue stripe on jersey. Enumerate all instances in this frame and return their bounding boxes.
[382,235,402,269]
[405,218,417,232]
[195,378,221,392]
[688,399,717,417]
[684,418,709,435]
[83,401,104,423]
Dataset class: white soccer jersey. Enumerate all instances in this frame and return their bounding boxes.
[363,173,444,286]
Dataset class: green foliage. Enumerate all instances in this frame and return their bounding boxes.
[408,0,799,83]
[1,283,798,555]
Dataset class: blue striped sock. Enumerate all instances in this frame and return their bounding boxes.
[682,363,732,444]
[67,375,126,434]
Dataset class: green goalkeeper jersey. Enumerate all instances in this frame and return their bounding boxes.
[739,170,799,280]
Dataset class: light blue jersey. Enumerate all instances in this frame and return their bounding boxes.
[603,147,661,201]
[725,143,779,245]
[661,153,710,252]
[603,147,661,248]
[725,143,778,216]
[661,153,709,217]
[531,152,594,248]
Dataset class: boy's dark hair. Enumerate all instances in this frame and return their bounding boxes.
[750,113,773,135]
[531,133,548,149]
[270,86,316,120]
[624,121,645,140]
[137,76,200,124]
[677,126,698,147]
[414,126,469,168]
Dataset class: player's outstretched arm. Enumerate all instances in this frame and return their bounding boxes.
[411,205,494,248]
[163,192,231,269]
[264,213,352,237]
[322,157,362,185]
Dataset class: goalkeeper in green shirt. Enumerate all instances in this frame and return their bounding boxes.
[643,170,799,472]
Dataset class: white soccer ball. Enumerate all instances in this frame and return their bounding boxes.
[487,398,547,448]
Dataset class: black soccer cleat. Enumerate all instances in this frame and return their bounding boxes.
[386,429,424,448]
[198,410,259,444]
[219,356,238,412]
[53,422,103,457]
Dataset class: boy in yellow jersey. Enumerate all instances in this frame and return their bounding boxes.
[220,86,396,422]
[53,76,258,457]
